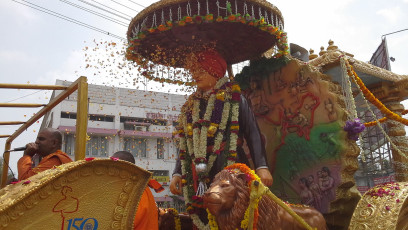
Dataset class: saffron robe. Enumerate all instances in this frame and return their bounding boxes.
[133,180,161,230]
[17,150,72,180]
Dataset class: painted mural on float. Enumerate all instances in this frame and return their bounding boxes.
[238,58,346,214]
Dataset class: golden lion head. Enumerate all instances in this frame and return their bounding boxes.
[203,167,327,230]
[203,169,250,230]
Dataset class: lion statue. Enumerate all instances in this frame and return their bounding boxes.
[204,166,327,230]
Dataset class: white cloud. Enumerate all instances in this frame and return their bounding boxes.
[0,50,32,63]
[0,1,40,26]
[376,7,402,24]
[42,50,84,84]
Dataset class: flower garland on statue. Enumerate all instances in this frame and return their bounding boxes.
[176,77,241,229]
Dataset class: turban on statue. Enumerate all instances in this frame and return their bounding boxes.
[195,49,227,79]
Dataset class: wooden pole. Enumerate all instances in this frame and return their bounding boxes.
[0,121,25,125]
[74,77,88,161]
[0,103,45,108]
[1,142,11,188]
[0,83,67,90]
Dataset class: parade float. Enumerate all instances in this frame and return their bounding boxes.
[1,0,408,229]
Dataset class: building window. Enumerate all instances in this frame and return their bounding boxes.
[157,138,164,159]
[89,114,114,122]
[63,134,75,155]
[86,136,109,156]
[124,138,147,158]
[61,112,77,119]
[62,112,114,122]
[124,123,148,131]
[120,116,167,126]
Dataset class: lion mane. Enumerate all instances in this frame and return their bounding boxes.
[206,170,280,230]
[205,169,327,230]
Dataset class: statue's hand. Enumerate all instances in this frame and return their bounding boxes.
[256,168,273,187]
[170,175,182,195]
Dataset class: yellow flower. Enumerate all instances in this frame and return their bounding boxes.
[216,90,225,101]
[187,123,193,135]
[231,84,241,92]
[208,123,219,136]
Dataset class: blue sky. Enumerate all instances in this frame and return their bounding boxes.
[1,0,408,174]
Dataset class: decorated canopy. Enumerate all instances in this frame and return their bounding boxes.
[126,0,288,72]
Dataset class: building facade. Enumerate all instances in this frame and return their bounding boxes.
[41,79,187,206]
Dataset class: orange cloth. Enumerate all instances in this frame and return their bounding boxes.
[133,187,158,230]
[17,150,72,180]
[148,179,164,193]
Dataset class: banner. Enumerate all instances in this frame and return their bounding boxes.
[370,37,391,71]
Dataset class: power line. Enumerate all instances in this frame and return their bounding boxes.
[59,0,128,27]
[12,0,126,41]
[2,90,43,103]
[128,0,145,8]
[382,28,408,38]
[82,0,133,20]
[109,0,139,13]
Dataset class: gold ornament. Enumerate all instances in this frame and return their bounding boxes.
[208,123,219,137]
[216,90,225,101]
[186,123,193,136]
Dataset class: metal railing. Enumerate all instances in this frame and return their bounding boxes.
[1,77,89,188]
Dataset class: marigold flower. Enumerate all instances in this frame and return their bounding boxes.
[157,24,167,31]
[185,16,193,23]
[205,14,213,21]
[228,15,236,21]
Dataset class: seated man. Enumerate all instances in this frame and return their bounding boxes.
[17,128,72,180]
[112,151,163,230]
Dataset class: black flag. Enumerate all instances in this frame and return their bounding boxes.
[370,37,391,71]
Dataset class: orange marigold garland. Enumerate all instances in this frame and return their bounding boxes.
[364,110,408,127]
[344,62,408,126]
[224,163,261,186]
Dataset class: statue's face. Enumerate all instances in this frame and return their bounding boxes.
[190,67,218,92]
[185,55,218,92]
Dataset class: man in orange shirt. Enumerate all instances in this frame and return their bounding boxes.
[17,128,72,180]
[112,151,163,230]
